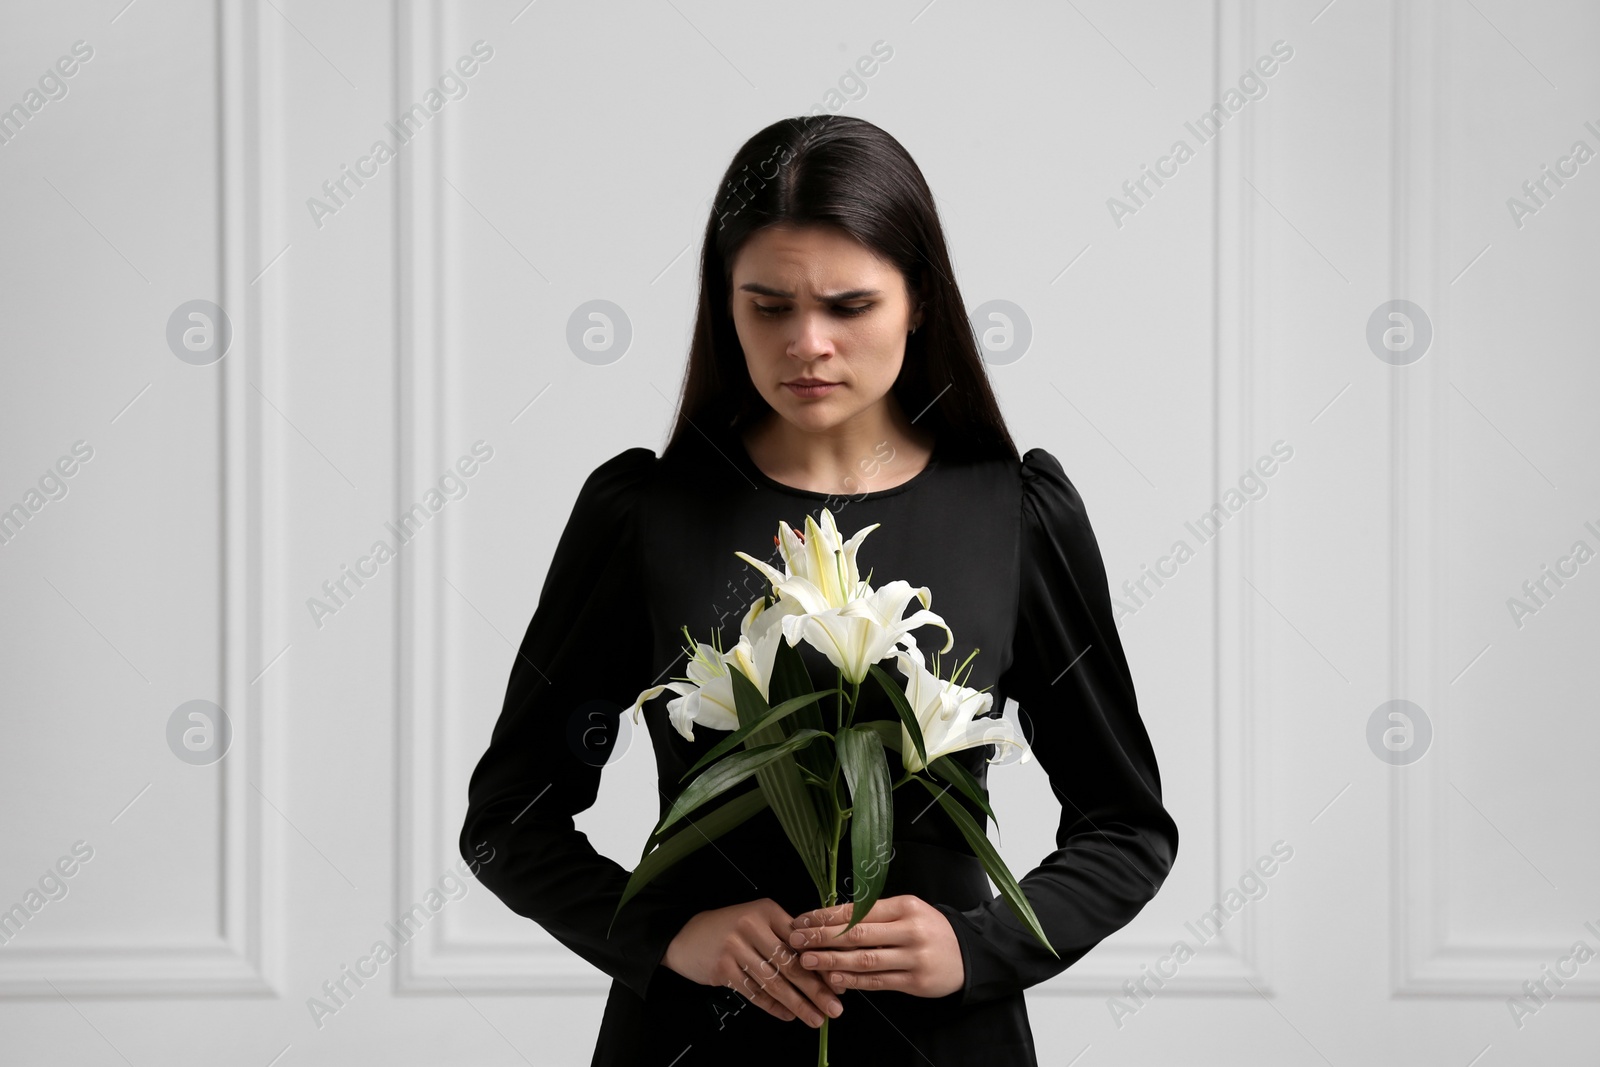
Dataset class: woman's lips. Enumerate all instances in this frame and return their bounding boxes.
[784,381,840,398]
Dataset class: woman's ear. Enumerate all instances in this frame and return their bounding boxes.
[905,275,926,334]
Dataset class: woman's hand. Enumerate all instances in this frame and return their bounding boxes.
[788,894,965,998]
[661,898,846,1029]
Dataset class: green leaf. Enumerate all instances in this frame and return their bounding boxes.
[852,719,902,755]
[655,728,826,836]
[679,686,843,782]
[755,752,832,902]
[768,637,833,825]
[914,777,1057,958]
[796,765,832,789]
[730,666,832,898]
[867,663,928,771]
[609,787,770,938]
[929,754,1000,831]
[768,633,817,705]
[836,727,893,933]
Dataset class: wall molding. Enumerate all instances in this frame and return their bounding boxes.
[0,0,283,997]
[395,0,1273,995]
[1389,0,1599,998]
[1037,0,1273,997]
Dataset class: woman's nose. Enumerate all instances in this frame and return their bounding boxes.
[787,311,834,357]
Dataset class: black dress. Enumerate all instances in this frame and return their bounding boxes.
[458,424,1179,1066]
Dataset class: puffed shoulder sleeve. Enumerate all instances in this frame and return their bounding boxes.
[458,446,703,1001]
[932,448,1180,1005]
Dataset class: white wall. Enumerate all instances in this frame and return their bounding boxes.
[1,1,1595,1063]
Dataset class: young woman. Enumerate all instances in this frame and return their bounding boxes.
[459,114,1179,1066]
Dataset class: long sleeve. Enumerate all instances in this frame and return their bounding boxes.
[931,448,1180,1005]
[458,446,704,1001]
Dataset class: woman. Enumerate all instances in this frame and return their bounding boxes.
[458,115,1179,1066]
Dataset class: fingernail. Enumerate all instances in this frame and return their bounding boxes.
[790,932,804,946]
[802,953,817,966]
[827,1000,842,1017]
[809,1013,823,1028]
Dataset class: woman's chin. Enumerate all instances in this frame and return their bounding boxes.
[770,392,837,420]
[775,407,850,435]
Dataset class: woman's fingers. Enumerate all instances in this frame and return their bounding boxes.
[773,938,846,1019]
[732,980,795,1023]
[789,898,921,956]
[788,905,919,984]
[716,902,847,1026]
[787,898,935,996]
[798,945,918,976]
[734,940,829,1028]
[789,918,908,950]
[727,959,797,1024]
[823,968,919,992]
[792,897,912,937]
[784,895,967,1000]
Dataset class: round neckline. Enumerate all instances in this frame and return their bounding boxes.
[726,429,942,502]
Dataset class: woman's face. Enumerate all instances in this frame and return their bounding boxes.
[727,223,922,435]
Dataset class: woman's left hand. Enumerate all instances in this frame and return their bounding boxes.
[787,894,965,998]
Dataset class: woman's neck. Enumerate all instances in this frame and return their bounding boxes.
[740,408,936,495]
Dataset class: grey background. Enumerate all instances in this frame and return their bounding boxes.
[0,0,1596,1064]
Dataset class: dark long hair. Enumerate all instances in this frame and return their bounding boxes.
[661,115,1019,466]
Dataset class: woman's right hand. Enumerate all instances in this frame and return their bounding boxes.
[661,897,845,1029]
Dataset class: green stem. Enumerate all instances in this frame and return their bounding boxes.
[820,730,844,912]
[817,672,867,1067]
[819,675,870,1067]
[818,763,845,1066]
[838,671,851,739]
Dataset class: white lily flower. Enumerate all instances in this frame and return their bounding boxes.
[779,579,954,685]
[838,579,954,655]
[729,593,795,702]
[625,597,798,742]
[735,509,953,685]
[624,634,738,743]
[891,634,1030,773]
[734,508,878,616]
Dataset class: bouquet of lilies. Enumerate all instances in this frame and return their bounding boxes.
[609,508,1057,1065]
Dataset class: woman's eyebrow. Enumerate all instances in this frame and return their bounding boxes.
[737,283,882,301]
